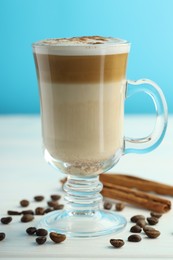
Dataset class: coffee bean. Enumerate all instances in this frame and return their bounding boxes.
[36,228,48,236]
[20,200,29,207]
[21,214,34,223]
[34,195,44,202]
[7,210,21,215]
[145,229,160,239]
[44,208,53,214]
[110,239,124,248]
[49,232,66,243]
[35,207,45,215]
[53,204,64,210]
[130,225,142,233]
[103,201,112,210]
[26,227,37,235]
[131,215,145,223]
[0,232,5,241]
[36,236,47,245]
[147,217,158,225]
[47,201,59,208]
[128,234,142,242]
[50,194,61,201]
[115,202,125,211]
[150,212,162,219]
[22,210,34,215]
[143,226,155,233]
[1,217,12,224]
[136,219,146,228]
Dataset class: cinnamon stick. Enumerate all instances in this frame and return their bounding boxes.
[100,173,173,196]
[101,183,171,213]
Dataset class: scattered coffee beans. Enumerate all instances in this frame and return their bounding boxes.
[1,217,12,224]
[103,201,112,210]
[130,225,142,233]
[22,210,34,215]
[44,208,53,214]
[110,239,125,248]
[136,219,146,228]
[49,232,66,243]
[7,210,21,215]
[115,202,125,211]
[53,204,64,210]
[147,217,158,225]
[35,207,45,215]
[143,226,155,233]
[26,227,37,235]
[131,215,145,223]
[36,228,48,237]
[145,229,160,239]
[34,195,44,202]
[128,234,142,242]
[47,201,59,208]
[20,200,29,207]
[150,212,162,219]
[36,236,47,245]
[0,232,5,241]
[50,194,61,201]
[21,214,34,223]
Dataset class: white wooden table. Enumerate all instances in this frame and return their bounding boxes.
[0,115,173,260]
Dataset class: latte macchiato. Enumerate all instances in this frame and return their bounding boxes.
[33,36,130,176]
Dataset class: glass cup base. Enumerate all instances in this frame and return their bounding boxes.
[37,209,127,238]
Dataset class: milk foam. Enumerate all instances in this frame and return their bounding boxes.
[32,36,130,55]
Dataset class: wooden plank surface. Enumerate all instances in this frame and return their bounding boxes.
[0,115,173,259]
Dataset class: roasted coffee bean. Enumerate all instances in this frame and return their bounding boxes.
[130,225,142,233]
[110,239,125,248]
[44,208,53,214]
[20,199,29,207]
[131,215,145,223]
[34,195,44,202]
[26,227,37,235]
[36,228,48,236]
[53,204,64,210]
[0,232,5,241]
[21,214,34,223]
[1,217,12,224]
[115,202,125,211]
[47,201,59,208]
[7,210,21,215]
[103,201,112,210]
[145,229,160,239]
[22,210,34,215]
[150,212,162,219]
[50,194,61,201]
[35,207,45,215]
[136,219,146,228]
[147,217,158,225]
[49,232,66,243]
[143,226,155,233]
[128,234,142,242]
[36,236,47,245]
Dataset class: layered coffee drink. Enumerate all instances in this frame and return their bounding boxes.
[33,36,130,176]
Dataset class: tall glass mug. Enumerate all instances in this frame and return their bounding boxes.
[32,36,167,237]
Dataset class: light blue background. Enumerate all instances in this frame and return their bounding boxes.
[0,0,173,114]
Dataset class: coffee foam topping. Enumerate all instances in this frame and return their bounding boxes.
[33,36,130,55]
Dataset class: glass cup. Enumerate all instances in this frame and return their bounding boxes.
[32,37,167,237]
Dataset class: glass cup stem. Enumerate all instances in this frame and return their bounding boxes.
[37,174,127,237]
[64,175,103,214]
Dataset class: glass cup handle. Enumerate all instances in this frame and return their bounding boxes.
[124,79,168,154]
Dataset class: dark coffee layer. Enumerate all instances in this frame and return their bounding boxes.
[34,53,128,83]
